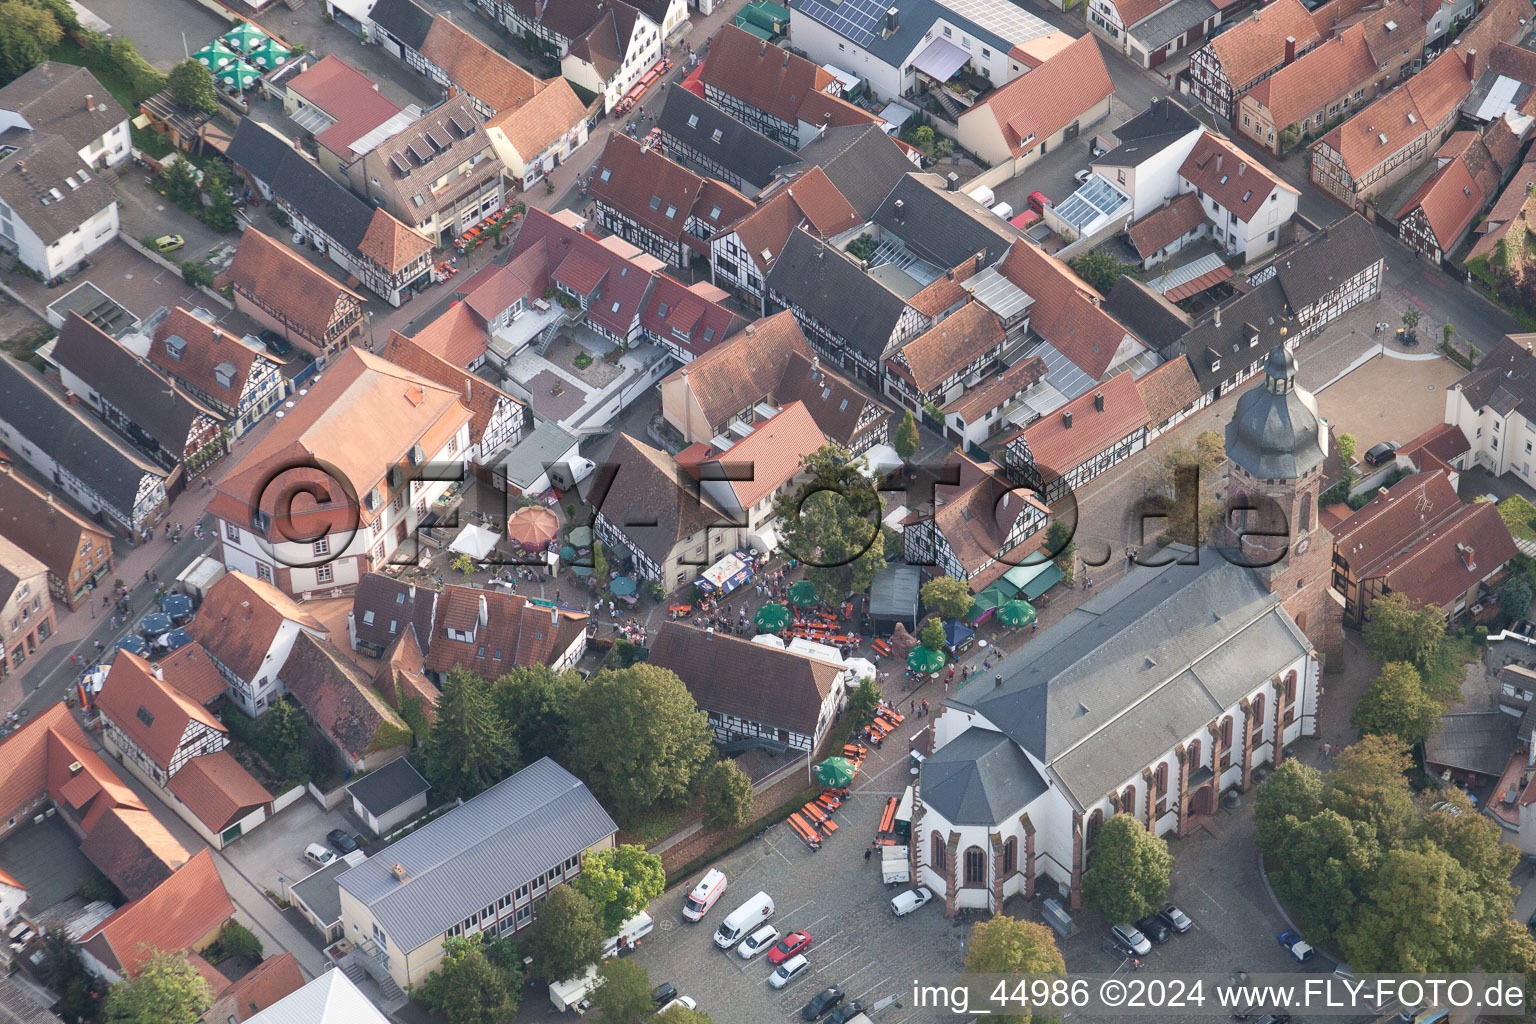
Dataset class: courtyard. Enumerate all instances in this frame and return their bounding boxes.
[1314,352,1462,456]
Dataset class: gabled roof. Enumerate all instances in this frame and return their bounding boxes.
[0,128,116,246]
[82,850,233,978]
[1126,192,1207,259]
[286,55,405,158]
[699,25,835,124]
[369,0,434,49]
[1104,277,1193,356]
[1272,214,1383,311]
[590,132,707,244]
[358,207,434,272]
[0,535,43,611]
[424,586,589,677]
[774,348,894,447]
[1395,133,1499,248]
[1179,132,1297,221]
[871,173,1023,268]
[595,433,727,562]
[0,355,167,519]
[336,758,617,954]
[1316,49,1472,174]
[1372,494,1518,607]
[963,34,1113,158]
[1399,421,1473,467]
[421,14,543,112]
[1455,334,1536,421]
[647,621,842,736]
[280,633,410,762]
[638,274,745,358]
[996,240,1144,379]
[1244,24,1379,130]
[506,209,655,338]
[379,332,524,452]
[408,301,490,368]
[909,253,987,317]
[656,88,797,190]
[149,306,279,404]
[720,173,858,275]
[95,650,226,769]
[920,726,1048,826]
[459,243,550,323]
[1135,354,1202,424]
[226,117,377,251]
[0,461,111,588]
[206,952,306,1024]
[1012,370,1151,480]
[0,62,126,154]
[890,302,1004,393]
[375,627,438,720]
[1333,469,1461,571]
[1093,97,1203,167]
[763,229,915,359]
[918,452,1049,581]
[166,750,274,832]
[226,229,364,342]
[694,400,826,508]
[1455,0,1536,80]
[662,310,814,427]
[185,571,327,684]
[364,95,496,228]
[346,756,431,817]
[943,355,1048,423]
[1180,277,1291,392]
[79,806,187,901]
[152,642,229,706]
[350,572,438,655]
[486,76,586,160]
[1206,0,1322,90]
[52,313,224,458]
[777,124,914,219]
[243,971,389,1024]
[568,2,643,81]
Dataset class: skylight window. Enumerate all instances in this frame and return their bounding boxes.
[688,114,699,128]
[709,205,721,219]
[600,167,611,181]
[1241,189,1252,202]
[612,301,621,313]
[658,302,670,316]
[665,204,677,219]
[649,196,661,210]
[711,129,723,143]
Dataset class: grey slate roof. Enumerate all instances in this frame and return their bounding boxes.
[872,172,1022,268]
[369,0,434,48]
[290,855,355,928]
[948,553,1310,809]
[0,62,126,156]
[920,727,1048,825]
[1181,277,1291,395]
[0,128,116,247]
[226,118,376,251]
[0,355,166,520]
[1104,277,1193,358]
[1226,347,1326,479]
[1423,711,1520,776]
[1272,214,1383,313]
[1131,0,1218,47]
[658,83,797,190]
[1094,97,1202,168]
[352,572,437,655]
[499,420,577,491]
[765,228,914,359]
[868,564,920,621]
[52,314,224,460]
[783,125,915,219]
[789,0,1011,68]
[1457,335,1536,422]
[336,757,617,953]
[346,756,431,817]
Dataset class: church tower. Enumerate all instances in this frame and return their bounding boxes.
[1224,346,1343,666]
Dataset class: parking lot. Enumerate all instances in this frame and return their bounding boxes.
[220,793,360,898]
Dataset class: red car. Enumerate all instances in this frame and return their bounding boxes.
[767,930,812,965]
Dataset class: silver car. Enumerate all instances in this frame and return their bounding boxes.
[737,924,780,960]
[1111,923,1151,955]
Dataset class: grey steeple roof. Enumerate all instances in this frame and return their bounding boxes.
[1225,345,1326,479]
[919,727,1047,825]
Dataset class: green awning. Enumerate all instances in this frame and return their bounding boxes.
[1019,563,1065,600]
[732,19,775,39]
[1002,560,1055,592]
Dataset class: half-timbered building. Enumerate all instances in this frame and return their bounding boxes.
[1002,372,1150,504]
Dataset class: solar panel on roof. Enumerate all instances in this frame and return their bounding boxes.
[797,0,882,46]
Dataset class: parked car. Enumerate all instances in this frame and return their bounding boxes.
[737,924,780,960]
[651,982,677,1004]
[1074,168,1092,184]
[1364,440,1400,466]
[827,1001,866,1024]
[256,329,293,358]
[1111,923,1151,955]
[890,886,933,916]
[768,931,812,965]
[1027,190,1052,215]
[326,829,358,854]
[302,843,335,868]
[657,995,697,1014]
[1135,914,1171,943]
[801,986,844,1020]
[1157,903,1193,933]
[769,954,809,988]
[152,234,184,253]
[1277,930,1314,962]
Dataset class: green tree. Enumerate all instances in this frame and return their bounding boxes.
[419,666,517,801]
[1142,430,1226,546]
[1080,815,1172,923]
[36,927,83,991]
[771,444,889,605]
[845,675,881,725]
[1351,661,1442,746]
[921,576,973,621]
[591,957,653,1023]
[1336,432,1357,467]
[893,410,920,460]
[523,885,604,983]
[1362,592,1445,673]
[1044,520,1075,580]
[1417,795,1518,905]
[701,758,754,832]
[1339,841,1494,972]
[655,1008,717,1024]
[919,616,946,651]
[1070,251,1131,294]
[1271,808,1381,944]
[201,188,238,232]
[962,918,1064,1022]
[908,124,935,153]
[452,551,477,579]
[1443,323,1457,347]
[1322,735,1419,851]
[494,665,583,765]
[417,934,521,1024]
[568,663,714,824]
[1254,759,1323,854]
[102,950,212,1024]
[215,920,261,961]
[933,137,955,160]
[167,59,219,115]
[572,844,666,936]
[162,158,201,210]
[1401,308,1421,335]
[592,541,609,587]
[1479,919,1536,1009]
[1499,575,1534,620]
[0,2,64,85]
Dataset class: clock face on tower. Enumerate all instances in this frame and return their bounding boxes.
[1293,535,1310,557]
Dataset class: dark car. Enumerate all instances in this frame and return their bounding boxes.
[651,982,677,1004]
[256,329,293,358]
[1135,914,1171,943]
[1157,903,1193,933]
[801,987,844,1020]
[827,1002,866,1024]
[1364,440,1400,466]
[326,829,359,854]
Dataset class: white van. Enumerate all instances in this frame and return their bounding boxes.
[602,911,655,958]
[682,868,727,922]
[713,891,774,949]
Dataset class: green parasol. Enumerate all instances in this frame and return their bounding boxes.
[569,525,593,547]
[787,580,819,608]
[907,645,945,673]
[221,21,270,53]
[754,602,790,631]
[610,575,637,596]
[997,600,1037,627]
[215,62,260,92]
[247,39,292,69]
[813,757,856,787]
[193,40,240,69]
[571,565,593,577]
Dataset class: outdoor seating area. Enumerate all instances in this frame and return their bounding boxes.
[193,22,293,96]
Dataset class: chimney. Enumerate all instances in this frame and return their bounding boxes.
[551,604,559,626]
[408,584,416,601]
[760,39,768,57]
[478,593,488,628]
[994,674,1003,688]
[1466,48,1477,78]
[1214,305,1222,327]
[85,93,94,112]
[1216,154,1223,173]
[886,6,899,34]
[744,322,756,336]
[151,663,164,680]
[812,355,819,375]
[946,172,959,191]
[391,863,408,882]
[1459,543,1476,570]
[463,377,473,404]
[1093,392,1104,412]
[1284,35,1296,64]
[1062,409,1073,428]
[783,50,791,67]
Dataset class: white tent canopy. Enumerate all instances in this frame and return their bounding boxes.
[449,524,501,560]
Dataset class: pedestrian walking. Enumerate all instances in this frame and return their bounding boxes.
[93,640,103,652]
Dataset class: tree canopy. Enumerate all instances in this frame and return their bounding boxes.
[701,759,754,832]
[1044,520,1075,579]
[893,411,920,460]
[591,958,653,1024]
[1140,431,1226,547]
[494,665,583,766]
[1362,592,1446,675]
[572,844,666,936]
[102,950,212,1024]
[523,885,605,983]
[1351,661,1443,746]
[1254,759,1323,853]
[919,616,946,651]
[568,663,714,824]
[921,576,974,621]
[1080,815,1172,922]
[416,934,521,1024]
[168,59,219,115]
[419,666,517,801]
[0,1,66,86]
[1069,251,1131,294]
[655,1008,717,1024]
[771,444,889,604]
[962,918,1065,1023]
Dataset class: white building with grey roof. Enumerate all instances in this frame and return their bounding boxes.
[337,757,617,988]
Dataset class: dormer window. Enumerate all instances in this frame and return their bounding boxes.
[165,335,187,361]
[711,129,723,143]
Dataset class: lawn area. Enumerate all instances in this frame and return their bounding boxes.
[1499,494,1536,541]
[46,40,173,159]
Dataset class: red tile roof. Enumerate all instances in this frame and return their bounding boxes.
[488,76,586,160]
[697,400,826,508]
[410,300,490,368]
[1011,371,1151,481]
[1398,421,1472,467]
[207,953,305,1023]
[508,209,655,338]
[185,572,327,684]
[358,209,433,274]
[908,254,987,317]
[166,750,273,832]
[639,274,743,358]
[918,452,1049,580]
[942,355,1048,423]
[424,586,588,677]
[997,240,1145,379]
[590,133,708,244]
[888,303,1004,393]
[1127,193,1207,259]
[421,14,543,112]
[226,229,364,346]
[1317,48,1472,174]
[95,651,226,769]
[79,806,188,901]
[1244,25,1378,131]
[1179,132,1297,221]
[149,307,280,405]
[1454,0,1536,79]
[661,310,814,429]
[1394,133,1499,248]
[287,55,404,158]
[279,633,410,763]
[1135,355,1202,425]
[1209,0,1323,89]
[700,25,835,124]
[460,243,550,323]
[1344,485,1519,609]
[966,34,1114,158]
[379,331,524,451]
[82,850,233,978]
[780,166,861,237]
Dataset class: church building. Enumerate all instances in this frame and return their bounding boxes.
[911,347,1340,915]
